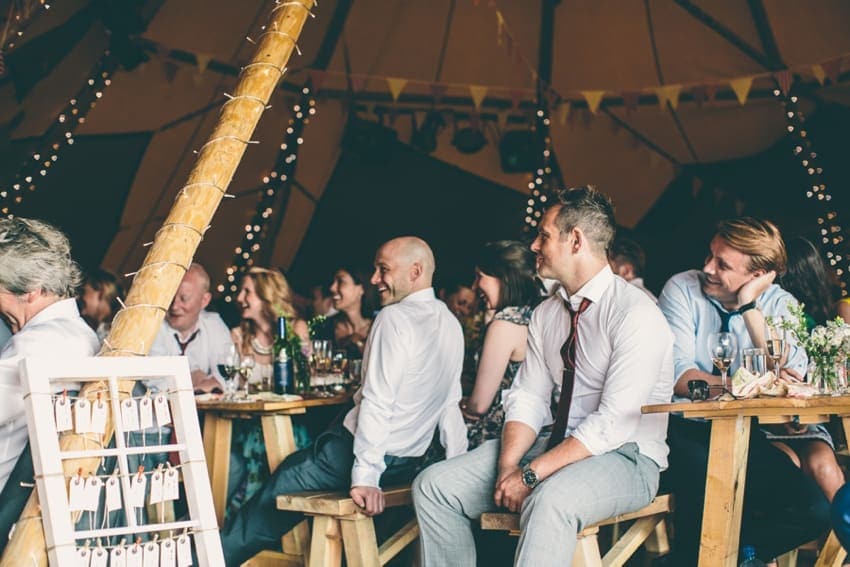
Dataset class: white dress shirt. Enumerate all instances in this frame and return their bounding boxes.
[343,288,467,487]
[0,298,99,492]
[504,265,674,469]
[629,277,658,303]
[149,310,233,386]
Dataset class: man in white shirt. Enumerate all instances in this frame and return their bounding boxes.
[220,236,466,565]
[149,263,232,393]
[608,236,657,302]
[0,218,99,552]
[413,187,675,566]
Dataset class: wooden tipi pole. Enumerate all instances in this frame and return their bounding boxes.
[1,1,316,564]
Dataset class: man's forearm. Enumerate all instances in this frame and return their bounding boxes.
[529,436,592,482]
[498,421,538,473]
[674,368,718,396]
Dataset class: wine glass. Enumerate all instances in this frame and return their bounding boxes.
[330,350,349,393]
[764,319,786,372]
[708,332,738,396]
[217,344,241,400]
[240,354,255,398]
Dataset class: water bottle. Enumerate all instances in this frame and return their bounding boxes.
[273,316,295,395]
[739,545,766,567]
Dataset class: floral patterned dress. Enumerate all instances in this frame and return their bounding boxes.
[466,305,533,449]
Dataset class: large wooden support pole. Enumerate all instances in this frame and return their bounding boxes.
[0,2,315,564]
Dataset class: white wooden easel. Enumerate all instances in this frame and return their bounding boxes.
[19,356,224,566]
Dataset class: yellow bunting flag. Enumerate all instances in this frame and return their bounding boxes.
[386,78,408,102]
[469,85,488,111]
[195,53,211,74]
[655,85,682,110]
[496,11,505,46]
[812,64,827,85]
[581,90,605,114]
[557,101,570,125]
[729,76,753,105]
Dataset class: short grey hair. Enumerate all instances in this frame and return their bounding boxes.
[552,185,616,256]
[0,218,82,297]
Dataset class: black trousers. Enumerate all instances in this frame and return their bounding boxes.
[0,446,34,556]
[665,415,830,563]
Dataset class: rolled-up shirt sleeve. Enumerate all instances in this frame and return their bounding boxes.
[658,277,701,380]
[350,312,407,488]
[571,305,673,455]
[504,305,554,434]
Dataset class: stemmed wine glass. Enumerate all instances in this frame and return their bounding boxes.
[217,344,241,400]
[764,318,786,372]
[240,354,255,398]
[708,332,738,396]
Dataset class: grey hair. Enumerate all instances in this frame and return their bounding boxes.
[552,185,616,256]
[0,217,82,297]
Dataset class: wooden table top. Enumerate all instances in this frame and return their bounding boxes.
[643,395,850,422]
[195,391,353,412]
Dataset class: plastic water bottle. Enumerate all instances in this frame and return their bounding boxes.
[739,545,766,567]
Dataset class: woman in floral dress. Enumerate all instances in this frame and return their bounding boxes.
[461,240,541,448]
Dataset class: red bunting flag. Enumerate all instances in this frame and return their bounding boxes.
[350,76,366,92]
[705,84,718,104]
[509,89,524,109]
[162,61,179,83]
[774,70,793,95]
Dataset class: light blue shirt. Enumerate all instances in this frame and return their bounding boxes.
[658,270,807,383]
[0,321,10,350]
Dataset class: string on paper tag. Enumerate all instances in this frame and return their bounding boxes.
[83,474,102,512]
[129,468,147,509]
[149,466,163,505]
[110,539,127,567]
[142,540,159,567]
[90,393,108,434]
[105,473,122,512]
[74,398,91,433]
[162,466,179,502]
[55,391,73,432]
[176,533,193,567]
[154,395,172,426]
[68,470,86,512]
[139,394,154,430]
[90,544,109,567]
[122,398,140,431]
[126,541,143,567]
[160,538,177,567]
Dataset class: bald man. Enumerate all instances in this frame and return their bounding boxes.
[221,237,467,565]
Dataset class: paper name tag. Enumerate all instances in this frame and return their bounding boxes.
[126,544,143,567]
[122,399,140,431]
[129,474,147,509]
[83,476,102,512]
[105,476,122,512]
[139,396,154,430]
[176,535,192,567]
[90,400,108,434]
[163,468,179,502]
[74,399,91,433]
[154,395,172,426]
[142,542,159,567]
[76,547,91,566]
[68,473,86,512]
[110,545,127,567]
[55,397,73,432]
[148,470,163,505]
[159,539,176,567]
[90,547,109,567]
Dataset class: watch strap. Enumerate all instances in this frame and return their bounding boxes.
[738,300,757,313]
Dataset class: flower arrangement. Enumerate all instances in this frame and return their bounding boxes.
[777,302,850,392]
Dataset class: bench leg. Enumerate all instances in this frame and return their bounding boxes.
[603,514,663,567]
[282,520,311,556]
[573,528,603,567]
[340,517,381,567]
[308,516,343,567]
[643,517,670,556]
[814,531,848,567]
[777,549,798,567]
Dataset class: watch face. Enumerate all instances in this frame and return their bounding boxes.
[522,466,537,487]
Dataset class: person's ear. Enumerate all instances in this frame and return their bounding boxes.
[410,262,423,282]
[201,291,212,309]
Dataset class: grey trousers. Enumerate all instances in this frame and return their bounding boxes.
[220,421,424,566]
[413,436,660,567]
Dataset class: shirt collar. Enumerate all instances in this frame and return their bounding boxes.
[400,287,436,304]
[557,265,614,310]
[24,298,81,329]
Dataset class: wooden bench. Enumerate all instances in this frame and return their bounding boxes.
[480,494,673,567]
[256,485,418,567]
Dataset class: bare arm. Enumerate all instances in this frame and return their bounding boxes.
[466,320,526,415]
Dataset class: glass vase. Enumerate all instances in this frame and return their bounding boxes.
[809,358,842,395]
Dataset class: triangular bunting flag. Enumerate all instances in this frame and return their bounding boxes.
[414,111,427,129]
[509,89,524,109]
[386,78,408,102]
[496,11,505,46]
[774,70,793,95]
[557,101,571,125]
[162,61,179,84]
[622,91,640,114]
[729,77,753,105]
[469,85,488,111]
[309,69,326,92]
[822,58,841,84]
[581,90,605,114]
[655,85,682,110]
[705,84,718,104]
[351,76,367,92]
[497,110,509,130]
[195,53,211,74]
[812,64,826,85]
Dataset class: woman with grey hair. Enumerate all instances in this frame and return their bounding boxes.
[0,217,99,553]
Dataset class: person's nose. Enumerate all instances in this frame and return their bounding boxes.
[703,257,715,275]
[370,269,380,286]
[530,237,541,253]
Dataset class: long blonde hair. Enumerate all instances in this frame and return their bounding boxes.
[238,267,297,352]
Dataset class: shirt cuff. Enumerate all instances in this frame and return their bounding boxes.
[350,463,383,489]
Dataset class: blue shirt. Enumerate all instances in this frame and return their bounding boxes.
[658,270,807,383]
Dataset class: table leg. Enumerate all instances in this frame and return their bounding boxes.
[699,415,751,567]
[202,413,232,527]
[261,414,298,472]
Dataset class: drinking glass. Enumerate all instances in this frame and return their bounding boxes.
[330,350,349,393]
[742,347,767,377]
[240,354,255,397]
[764,319,786,371]
[217,344,241,400]
[708,332,738,395]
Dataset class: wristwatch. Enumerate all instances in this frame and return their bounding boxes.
[521,464,540,489]
[738,300,758,313]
